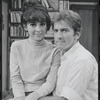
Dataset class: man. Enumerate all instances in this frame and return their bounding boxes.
[39,10,98,100]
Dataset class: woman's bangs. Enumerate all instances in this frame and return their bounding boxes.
[29,11,46,23]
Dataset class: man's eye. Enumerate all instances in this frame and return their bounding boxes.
[54,29,58,33]
[61,29,68,32]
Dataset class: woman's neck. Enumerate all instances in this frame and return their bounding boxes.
[28,38,46,47]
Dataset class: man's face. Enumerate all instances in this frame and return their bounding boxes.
[54,20,78,51]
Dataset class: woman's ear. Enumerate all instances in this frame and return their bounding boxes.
[23,24,28,31]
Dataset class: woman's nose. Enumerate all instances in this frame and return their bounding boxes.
[35,25,41,31]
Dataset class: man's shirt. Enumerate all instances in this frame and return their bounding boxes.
[53,42,98,100]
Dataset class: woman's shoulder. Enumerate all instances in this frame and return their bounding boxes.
[11,39,27,47]
[45,40,57,49]
[45,40,61,53]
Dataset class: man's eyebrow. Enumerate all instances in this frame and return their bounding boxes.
[61,28,68,29]
[61,28,69,30]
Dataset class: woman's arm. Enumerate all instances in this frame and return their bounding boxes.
[25,48,61,100]
[35,48,61,96]
[39,96,68,100]
[10,42,25,97]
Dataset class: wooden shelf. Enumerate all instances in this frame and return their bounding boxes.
[10,36,28,39]
[47,8,59,12]
[10,23,22,25]
[10,35,54,39]
[10,8,22,11]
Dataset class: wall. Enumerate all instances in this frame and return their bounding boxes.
[2,1,8,91]
[70,4,98,61]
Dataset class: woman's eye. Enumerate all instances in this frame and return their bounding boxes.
[30,23,36,26]
[40,22,46,26]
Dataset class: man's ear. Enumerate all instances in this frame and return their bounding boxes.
[75,31,81,40]
[23,24,28,31]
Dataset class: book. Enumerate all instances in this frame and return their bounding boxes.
[59,0,64,11]
[18,0,21,8]
[64,0,69,10]
[42,0,50,8]
[59,0,69,11]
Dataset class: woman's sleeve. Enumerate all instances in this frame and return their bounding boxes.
[35,48,61,97]
[10,42,25,97]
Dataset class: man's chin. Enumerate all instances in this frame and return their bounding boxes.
[57,44,64,49]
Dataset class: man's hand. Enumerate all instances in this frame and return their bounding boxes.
[25,92,40,100]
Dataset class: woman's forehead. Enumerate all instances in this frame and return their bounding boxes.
[28,21,46,23]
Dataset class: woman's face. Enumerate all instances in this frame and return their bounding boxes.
[25,21,47,41]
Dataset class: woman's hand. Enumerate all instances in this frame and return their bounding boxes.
[8,96,25,100]
[25,92,40,100]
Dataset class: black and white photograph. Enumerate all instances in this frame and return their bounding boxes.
[2,0,99,100]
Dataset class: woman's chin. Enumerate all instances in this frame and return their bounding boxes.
[35,37,44,41]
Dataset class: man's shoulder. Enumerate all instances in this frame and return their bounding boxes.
[44,40,61,56]
[45,40,59,50]
[74,45,97,65]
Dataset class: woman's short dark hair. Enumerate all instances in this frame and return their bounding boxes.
[21,0,51,31]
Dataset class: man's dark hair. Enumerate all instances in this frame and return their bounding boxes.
[52,10,82,34]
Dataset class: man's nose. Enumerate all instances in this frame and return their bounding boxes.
[57,31,63,39]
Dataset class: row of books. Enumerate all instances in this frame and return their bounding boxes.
[10,0,69,10]
[40,0,58,10]
[59,0,69,11]
[37,0,69,11]
[10,11,22,23]
[10,11,57,23]
[11,0,50,9]
[10,25,29,37]
[11,0,22,9]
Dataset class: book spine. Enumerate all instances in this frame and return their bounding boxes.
[59,0,64,11]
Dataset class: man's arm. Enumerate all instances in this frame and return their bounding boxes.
[39,96,68,100]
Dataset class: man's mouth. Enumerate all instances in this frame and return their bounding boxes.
[57,40,65,44]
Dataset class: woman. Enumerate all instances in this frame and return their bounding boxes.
[10,0,61,100]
